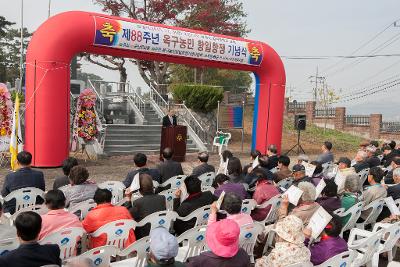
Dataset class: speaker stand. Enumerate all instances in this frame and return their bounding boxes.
[285,130,305,155]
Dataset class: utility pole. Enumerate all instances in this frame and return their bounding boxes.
[309,67,326,106]
[48,0,51,18]
[286,84,295,101]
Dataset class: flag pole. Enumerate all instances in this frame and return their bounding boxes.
[19,0,24,93]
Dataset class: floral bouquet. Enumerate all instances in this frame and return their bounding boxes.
[74,89,99,142]
[0,83,12,137]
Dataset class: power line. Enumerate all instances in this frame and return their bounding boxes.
[340,77,400,99]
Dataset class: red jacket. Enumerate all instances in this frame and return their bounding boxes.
[82,203,136,248]
[251,180,280,221]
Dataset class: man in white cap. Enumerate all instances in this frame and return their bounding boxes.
[147,227,185,267]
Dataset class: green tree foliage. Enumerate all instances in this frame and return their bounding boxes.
[171,84,223,112]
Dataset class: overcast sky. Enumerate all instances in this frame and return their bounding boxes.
[1,0,399,119]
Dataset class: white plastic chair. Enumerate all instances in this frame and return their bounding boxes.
[334,201,364,237]
[0,238,19,256]
[136,210,177,233]
[370,222,400,266]
[359,168,370,185]
[348,228,384,267]
[212,131,231,155]
[39,227,85,260]
[177,205,211,227]
[90,219,136,249]
[276,178,293,190]
[3,187,44,213]
[113,236,150,267]
[176,226,208,262]
[241,199,257,214]
[66,245,118,267]
[388,262,400,267]
[201,185,215,193]
[287,262,313,267]
[314,250,355,267]
[158,189,175,211]
[9,204,49,223]
[160,175,187,190]
[198,172,215,187]
[239,223,264,263]
[68,199,97,220]
[356,198,385,230]
[98,181,126,206]
[258,195,282,225]
[395,198,400,208]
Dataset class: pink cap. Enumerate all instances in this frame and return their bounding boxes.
[206,219,240,258]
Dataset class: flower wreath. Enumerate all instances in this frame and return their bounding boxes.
[0,83,12,137]
[73,88,100,142]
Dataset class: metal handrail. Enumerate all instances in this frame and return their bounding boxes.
[149,83,169,112]
[88,79,105,116]
[179,102,205,132]
[127,95,145,123]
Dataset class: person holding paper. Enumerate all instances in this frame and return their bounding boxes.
[316,179,341,214]
[227,157,244,183]
[304,216,348,265]
[274,155,292,182]
[265,144,279,170]
[292,164,313,187]
[255,215,311,267]
[208,192,253,227]
[384,157,400,184]
[213,174,248,200]
[309,161,325,186]
[242,150,261,174]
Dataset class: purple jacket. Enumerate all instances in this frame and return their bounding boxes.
[214,182,249,200]
[308,237,348,265]
[316,196,342,214]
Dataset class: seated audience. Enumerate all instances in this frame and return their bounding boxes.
[292,164,312,186]
[316,141,334,164]
[123,153,161,187]
[82,188,136,248]
[243,150,261,174]
[384,157,400,184]
[191,151,215,178]
[366,145,381,168]
[173,176,215,235]
[0,211,61,267]
[360,167,387,221]
[244,156,273,187]
[227,157,244,183]
[39,189,82,240]
[310,161,325,186]
[1,151,45,214]
[316,179,341,214]
[129,174,166,239]
[186,219,250,267]
[305,215,348,265]
[147,227,185,267]
[217,150,234,174]
[274,155,292,182]
[352,150,369,173]
[158,148,184,184]
[250,169,280,221]
[337,157,352,170]
[208,192,253,227]
[279,182,320,225]
[255,215,311,267]
[382,145,396,167]
[62,166,97,208]
[297,154,309,164]
[378,168,400,221]
[341,174,362,225]
[265,144,279,170]
[53,157,78,190]
[0,201,17,240]
[213,174,248,200]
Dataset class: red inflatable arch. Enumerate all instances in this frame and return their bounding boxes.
[25,11,285,167]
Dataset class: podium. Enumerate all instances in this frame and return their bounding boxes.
[160,125,187,162]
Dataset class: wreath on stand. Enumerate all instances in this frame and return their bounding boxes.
[0,83,12,152]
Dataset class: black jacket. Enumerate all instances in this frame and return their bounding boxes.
[157,160,184,184]
[123,167,162,187]
[266,154,279,170]
[191,163,215,178]
[1,167,45,214]
[0,243,61,267]
[130,193,166,239]
[353,161,370,173]
[388,184,400,200]
[367,156,381,168]
[292,175,313,187]
[162,115,177,127]
[173,191,216,235]
[53,175,69,190]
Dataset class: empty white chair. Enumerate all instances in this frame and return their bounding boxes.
[334,202,364,237]
[3,187,44,213]
[176,226,207,262]
[395,198,400,208]
[258,195,282,225]
[136,210,177,233]
[158,189,175,211]
[66,245,118,267]
[314,250,355,267]
[160,175,187,190]
[201,185,215,193]
[0,238,19,256]
[177,205,211,227]
[388,262,400,267]
[370,222,400,266]
[198,172,215,187]
[347,228,383,267]
[112,236,151,267]
[239,223,264,263]
[98,181,125,206]
[68,199,97,220]
[90,219,136,249]
[39,227,85,260]
[241,199,257,214]
[356,198,385,230]
[9,204,49,223]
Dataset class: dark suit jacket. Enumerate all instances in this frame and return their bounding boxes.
[162,115,177,127]
[191,163,215,178]
[173,191,216,235]
[388,184,400,200]
[0,242,61,267]
[157,160,184,184]
[353,161,370,173]
[130,193,166,239]
[1,167,45,214]
[123,167,162,187]
[266,155,279,170]
[367,156,381,168]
